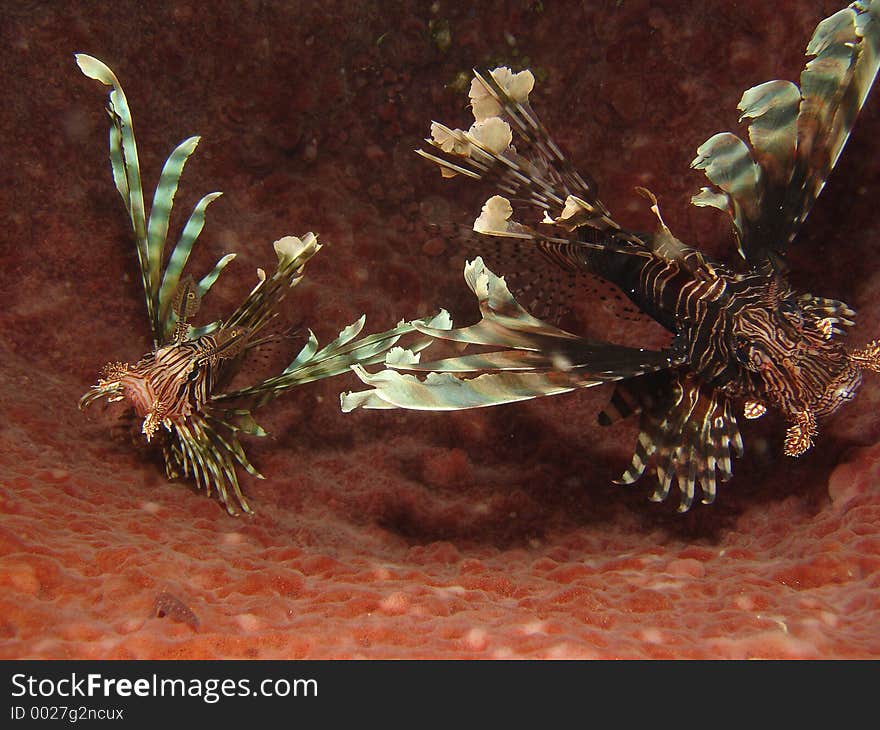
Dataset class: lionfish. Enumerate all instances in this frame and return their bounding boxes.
[343,2,880,512]
[76,55,445,514]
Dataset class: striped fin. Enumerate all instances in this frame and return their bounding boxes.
[76,54,229,347]
[157,191,224,341]
[418,67,647,256]
[468,69,602,211]
[341,258,671,413]
[215,311,452,407]
[399,349,568,373]
[738,80,800,187]
[798,293,857,336]
[597,383,641,426]
[341,368,585,411]
[188,234,325,400]
[614,373,742,512]
[690,133,760,258]
[196,253,237,300]
[690,1,880,264]
[409,257,670,377]
[76,55,150,326]
[222,234,321,337]
[691,134,760,211]
[424,221,588,325]
[284,329,320,372]
[146,135,202,327]
[165,411,264,515]
[792,6,864,230]
[410,256,580,351]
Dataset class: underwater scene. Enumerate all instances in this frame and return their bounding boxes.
[2,0,879,658]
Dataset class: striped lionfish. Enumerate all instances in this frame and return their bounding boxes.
[76,55,445,514]
[343,2,880,512]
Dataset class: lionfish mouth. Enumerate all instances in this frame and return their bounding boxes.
[78,380,125,411]
[78,361,133,412]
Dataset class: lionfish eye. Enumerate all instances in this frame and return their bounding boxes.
[734,337,770,371]
[734,337,752,366]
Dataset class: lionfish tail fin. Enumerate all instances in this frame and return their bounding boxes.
[341,258,671,412]
[690,0,880,264]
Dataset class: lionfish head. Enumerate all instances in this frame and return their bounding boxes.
[735,286,880,456]
[79,349,196,443]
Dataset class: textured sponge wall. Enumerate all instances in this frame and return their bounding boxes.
[2,0,879,659]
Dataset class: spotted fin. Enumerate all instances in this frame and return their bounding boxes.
[437,221,584,325]
[691,1,880,265]
[169,275,202,342]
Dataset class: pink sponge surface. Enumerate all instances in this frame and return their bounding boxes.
[2,0,879,658]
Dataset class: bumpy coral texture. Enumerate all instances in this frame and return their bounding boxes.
[2,0,879,658]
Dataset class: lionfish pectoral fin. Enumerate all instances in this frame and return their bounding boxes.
[76,55,229,347]
[165,413,257,515]
[611,372,742,511]
[214,310,453,411]
[342,258,672,412]
[221,234,322,337]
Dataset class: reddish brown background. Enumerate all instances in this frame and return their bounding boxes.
[1,0,879,658]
